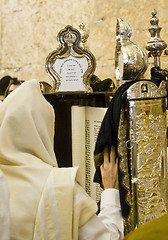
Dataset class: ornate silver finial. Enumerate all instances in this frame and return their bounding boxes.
[78,23,89,49]
[63,30,77,46]
[146,9,167,67]
[115,18,148,87]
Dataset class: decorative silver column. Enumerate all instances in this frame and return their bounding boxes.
[146,9,167,67]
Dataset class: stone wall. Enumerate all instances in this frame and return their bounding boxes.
[0,0,168,86]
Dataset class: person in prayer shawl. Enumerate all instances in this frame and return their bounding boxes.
[0,79,124,240]
[0,169,10,240]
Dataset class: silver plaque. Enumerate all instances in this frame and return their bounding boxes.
[45,25,96,93]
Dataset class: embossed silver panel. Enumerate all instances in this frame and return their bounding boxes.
[127,81,168,228]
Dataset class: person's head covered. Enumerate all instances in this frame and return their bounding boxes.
[0,79,97,240]
[0,79,57,167]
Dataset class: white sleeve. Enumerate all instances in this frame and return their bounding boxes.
[79,189,124,240]
[0,170,10,240]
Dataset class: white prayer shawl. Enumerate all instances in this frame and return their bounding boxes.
[0,80,97,240]
[0,169,10,240]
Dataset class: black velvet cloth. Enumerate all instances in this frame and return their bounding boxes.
[94,80,136,218]
[94,76,165,219]
[151,66,166,82]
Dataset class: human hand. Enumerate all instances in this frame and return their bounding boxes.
[100,145,119,190]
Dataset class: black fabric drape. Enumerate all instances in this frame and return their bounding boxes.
[94,76,164,219]
[94,81,136,218]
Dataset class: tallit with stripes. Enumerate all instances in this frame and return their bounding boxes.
[0,80,97,240]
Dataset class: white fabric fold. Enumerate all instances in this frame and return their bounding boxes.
[0,80,97,240]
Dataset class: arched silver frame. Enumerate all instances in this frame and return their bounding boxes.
[45,25,96,93]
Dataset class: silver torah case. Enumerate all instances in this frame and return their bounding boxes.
[116,10,168,234]
[118,80,168,234]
